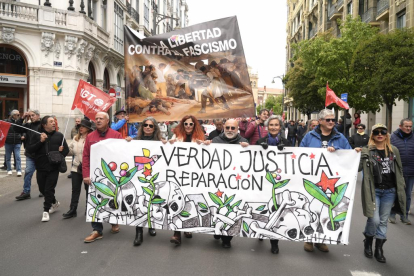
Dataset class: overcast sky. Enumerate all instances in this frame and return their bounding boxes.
[185,0,287,89]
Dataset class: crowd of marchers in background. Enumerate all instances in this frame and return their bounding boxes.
[1,107,413,264]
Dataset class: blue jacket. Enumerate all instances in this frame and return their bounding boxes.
[111,119,138,139]
[300,126,352,149]
[391,129,414,176]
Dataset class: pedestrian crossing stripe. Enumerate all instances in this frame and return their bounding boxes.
[53,80,62,96]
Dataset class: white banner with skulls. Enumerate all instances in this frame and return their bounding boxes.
[87,139,360,245]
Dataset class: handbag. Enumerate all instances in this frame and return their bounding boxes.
[45,140,67,173]
[59,159,67,173]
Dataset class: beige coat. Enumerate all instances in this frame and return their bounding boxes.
[69,136,86,173]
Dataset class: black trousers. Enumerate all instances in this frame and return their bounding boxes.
[70,171,88,209]
[220,235,232,243]
[37,169,59,212]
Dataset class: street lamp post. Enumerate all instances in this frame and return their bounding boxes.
[152,3,180,36]
[272,75,286,119]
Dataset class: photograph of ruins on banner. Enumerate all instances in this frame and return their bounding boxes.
[124,16,255,122]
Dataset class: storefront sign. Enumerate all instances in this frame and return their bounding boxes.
[0,75,27,84]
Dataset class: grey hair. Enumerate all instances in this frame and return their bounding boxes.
[318,109,335,120]
[137,117,161,140]
[265,115,283,127]
[96,112,109,120]
[28,109,40,116]
[75,116,82,120]
[400,118,413,126]
[10,110,19,116]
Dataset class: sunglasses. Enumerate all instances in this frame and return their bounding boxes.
[225,126,236,130]
[357,127,364,130]
[323,118,336,123]
[184,122,194,126]
[144,124,154,128]
[372,129,387,136]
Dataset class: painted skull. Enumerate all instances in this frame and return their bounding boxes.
[153,181,185,218]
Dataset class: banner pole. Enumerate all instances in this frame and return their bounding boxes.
[0,120,42,135]
[61,110,73,146]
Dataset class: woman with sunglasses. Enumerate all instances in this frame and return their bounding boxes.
[133,117,165,246]
[256,115,291,255]
[168,115,205,245]
[359,123,406,263]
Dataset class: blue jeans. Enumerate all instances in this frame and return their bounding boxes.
[91,222,104,235]
[5,143,21,172]
[403,176,414,218]
[288,136,296,146]
[364,188,396,239]
[23,156,36,193]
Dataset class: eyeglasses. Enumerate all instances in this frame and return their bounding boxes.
[372,129,387,136]
[357,127,364,130]
[184,122,194,126]
[225,126,236,130]
[144,124,154,128]
[323,118,336,123]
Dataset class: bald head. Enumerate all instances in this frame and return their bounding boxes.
[224,119,238,139]
[95,112,109,131]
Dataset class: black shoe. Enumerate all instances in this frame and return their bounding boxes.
[0,166,6,170]
[222,241,231,248]
[270,240,279,254]
[15,192,31,201]
[374,239,386,263]
[67,174,72,179]
[39,193,44,197]
[62,208,77,219]
[363,233,374,258]
[148,228,156,236]
[213,235,221,240]
[134,227,143,246]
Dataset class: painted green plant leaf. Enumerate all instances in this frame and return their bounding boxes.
[101,159,119,185]
[231,200,242,209]
[119,167,138,186]
[138,176,149,183]
[303,179,332,206]
[331,183,348,208]
[223,194,235,206]
[150,172,159,183]
[91,195,99,205]
[142,186,154,197]
[93,182,115,197]
[224,194,228,202]
[243,221,249,233]
[209,192,224,207]
[198,202,208,209]
[265,171,276,185]
[180,210,190,217]
[100,198,109,207]
[274,179,290,189]
[151,198,165,204]
[333,212,347,222]
[256,205,266,211]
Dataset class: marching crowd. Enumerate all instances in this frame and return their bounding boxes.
[2,107,413,264]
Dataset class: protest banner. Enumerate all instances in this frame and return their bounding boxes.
[124,16,255,122]
[86,140,360,245]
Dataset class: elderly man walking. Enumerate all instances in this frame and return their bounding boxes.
[83,112,123,243]
[4,110,23,176]
[300,109,352,253]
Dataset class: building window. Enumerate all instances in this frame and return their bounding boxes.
[397,10,406,29]
[347,1,352,15]
[101,0,107,30]
[114,2,124,54]
[87,62,96,86]
[164,0,167,14]
[0,46,26,75]
[144,0,149,30]
[103,68,110,92]
[409,97,414,122]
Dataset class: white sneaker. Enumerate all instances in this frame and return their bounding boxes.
[7,171,12,175]
[41,212,50,222]
[49,201,60,214]
[17,171,22,177]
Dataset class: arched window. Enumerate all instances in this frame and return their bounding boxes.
[0,45,27,75]
[103,68,110,92]
[87,62,96,86]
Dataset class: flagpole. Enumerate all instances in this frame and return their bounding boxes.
[0,120,42,135]
[61,109,73,146]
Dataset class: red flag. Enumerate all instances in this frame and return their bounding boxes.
[0,121,11,148]
[71,80,117,121]
[326,83,349,110]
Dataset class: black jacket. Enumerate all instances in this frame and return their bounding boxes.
[287,124,297,137]
[4,118,24,144]
[212,133,248,144]
[256,135,292,148]
[349,133,369,149]
[26,129,69,171]
[22,120,41,158]
[208,129,222,140]
[297,126,307,141]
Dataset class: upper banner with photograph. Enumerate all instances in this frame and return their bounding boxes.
[124,16,255,122]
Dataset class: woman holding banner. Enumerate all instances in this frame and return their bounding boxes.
[359,123,406,263]
[256,115,291,255]
[168,115,205,245]
[133,117,165,246]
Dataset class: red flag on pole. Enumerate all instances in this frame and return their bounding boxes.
[71,80,117,121]
[0,121,11,148]
[325,83,349,110]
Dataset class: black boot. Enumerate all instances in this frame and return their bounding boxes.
[62,208,77,219]
[134,227,143,246]
[363,233,374,258]
[148,228,156,236]
[374,239,386,263]
[270,239,279,254]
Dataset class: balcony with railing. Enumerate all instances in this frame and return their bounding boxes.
[337,0,344,12]
[376,0,390,21]
[328,2,342,21]
[361,8,378,24]
[126,1,140,25]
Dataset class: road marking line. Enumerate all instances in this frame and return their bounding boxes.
[351,271,381,276]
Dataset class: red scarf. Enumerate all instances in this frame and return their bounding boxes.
[119,123,128,139]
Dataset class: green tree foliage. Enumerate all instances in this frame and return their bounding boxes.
[351,28,414,130]
[257,95,284,115]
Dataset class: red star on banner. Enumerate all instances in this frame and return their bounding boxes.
[215,189,224,198]
[235,174,242,181]
[291,153,296,159]
[143,167,152,177]
[316,171,340,193]
[310,153,315,159]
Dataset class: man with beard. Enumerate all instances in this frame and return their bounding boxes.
[208,119,249,248]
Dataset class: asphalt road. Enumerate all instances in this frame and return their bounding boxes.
[0,171,413,276]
